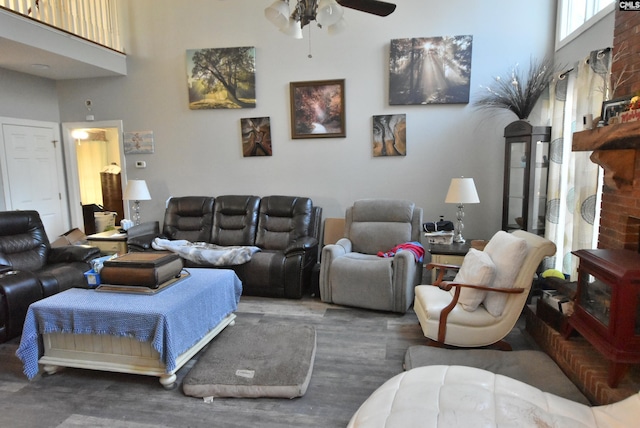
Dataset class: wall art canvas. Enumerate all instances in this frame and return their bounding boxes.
[373,114,406,157]
[241,117,272,157]
[124,131,154,154]
[186,46,256,109]
[290,79,346,139]
[389,35,473,105]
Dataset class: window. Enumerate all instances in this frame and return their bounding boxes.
[557,0,615,46]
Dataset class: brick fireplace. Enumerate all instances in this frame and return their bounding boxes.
[572,8,640,251]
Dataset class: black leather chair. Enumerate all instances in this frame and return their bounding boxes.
[0,210,100,343]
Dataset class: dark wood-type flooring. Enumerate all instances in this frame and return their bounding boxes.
[0,296,540,428]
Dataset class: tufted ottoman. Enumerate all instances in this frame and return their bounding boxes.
[347,365,640,428]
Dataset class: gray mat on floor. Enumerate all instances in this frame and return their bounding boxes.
[183,324,316,399]
[404,346,589,404]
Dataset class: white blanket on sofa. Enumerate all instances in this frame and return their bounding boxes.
[152,238,260,266]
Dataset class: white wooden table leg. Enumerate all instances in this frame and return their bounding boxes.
[159,373,176,389]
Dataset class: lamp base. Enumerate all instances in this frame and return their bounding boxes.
[454,203,466,244]
[453,234,466,244]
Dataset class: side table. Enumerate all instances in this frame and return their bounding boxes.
[86,230,128,255]
[427,241,472,283]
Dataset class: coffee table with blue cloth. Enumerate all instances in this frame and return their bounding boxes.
[16,268,242,388]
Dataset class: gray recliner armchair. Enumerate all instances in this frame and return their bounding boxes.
[319,199,424,313]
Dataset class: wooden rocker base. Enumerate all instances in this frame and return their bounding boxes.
[425,338,513,352]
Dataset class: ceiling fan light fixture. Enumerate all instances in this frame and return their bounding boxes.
[265,0,291,30]
[316,0,343,27]
[327,16,347,35]
[280,19,304,39]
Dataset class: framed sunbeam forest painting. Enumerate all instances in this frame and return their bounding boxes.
[186,46,256,109]
[389,35,472,105]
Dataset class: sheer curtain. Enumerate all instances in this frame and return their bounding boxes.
[545,49,610,278]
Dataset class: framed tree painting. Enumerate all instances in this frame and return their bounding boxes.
[186,46,256,109]
[241,117,272,157]
[373,114,406,157]
[389,35,473,105]
[290,79,346,139]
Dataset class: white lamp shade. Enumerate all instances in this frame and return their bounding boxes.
[123,180,151,201]
[280,20,303,39]
[316,0,343,27]
[265,0,290,30]
[445,177,480,204]
[327,16,347,35]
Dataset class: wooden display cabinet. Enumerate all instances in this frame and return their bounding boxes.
[502,120,551,236]
[566,249,640,387]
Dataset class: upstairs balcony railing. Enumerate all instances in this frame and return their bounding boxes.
[0,0,123,52]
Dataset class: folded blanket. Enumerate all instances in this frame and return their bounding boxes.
[377,241,425,263]
[152,238,260,266]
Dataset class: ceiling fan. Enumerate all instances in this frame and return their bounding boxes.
[265,0,397,38]
[337,0,396,17]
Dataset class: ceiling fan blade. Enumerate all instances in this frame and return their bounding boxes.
[337,0,397,17]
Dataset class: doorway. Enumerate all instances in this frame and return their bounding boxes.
[0,117,69,238]
[61,120,128,234]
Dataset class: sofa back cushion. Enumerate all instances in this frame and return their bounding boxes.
[346,199,418,255]
[0,210,48,271]
[255,196,313,251]
[163,196,215,243]
[211,195,260,246]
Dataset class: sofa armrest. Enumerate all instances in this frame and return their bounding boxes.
[126,221,161,252]
[127,233,161,251]
[284,236,319,255]
[48,245,101,264]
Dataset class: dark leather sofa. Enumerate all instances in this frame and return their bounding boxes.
[128,195,322,299]
[0,210,100,343]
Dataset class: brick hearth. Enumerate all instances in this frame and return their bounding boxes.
[525,304,640,405]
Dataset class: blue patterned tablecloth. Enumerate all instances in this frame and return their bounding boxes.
[16,268,242,379]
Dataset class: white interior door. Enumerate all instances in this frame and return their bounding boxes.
[0,120,68,238]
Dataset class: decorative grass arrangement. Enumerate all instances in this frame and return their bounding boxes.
[474,57,556,120]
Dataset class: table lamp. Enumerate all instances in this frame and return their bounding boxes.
[445,177,480,243]
[123,179,151,225]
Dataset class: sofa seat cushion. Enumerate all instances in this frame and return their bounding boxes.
[348,365,640,428]
[415,285,498,328]
[35,262,92,296]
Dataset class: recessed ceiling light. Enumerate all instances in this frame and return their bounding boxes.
[31,64,50,70]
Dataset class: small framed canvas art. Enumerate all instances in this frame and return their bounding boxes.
[241,117,272,157]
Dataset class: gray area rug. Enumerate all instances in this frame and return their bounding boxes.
[183,324,316,399]
[404,346,590,404]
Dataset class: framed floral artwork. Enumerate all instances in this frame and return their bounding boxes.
[240,117,272,157]
[373,114,406,157]
[290,79,346,139]
[186,46,256,109]
[389,35,472,105]
[124,131,154,154]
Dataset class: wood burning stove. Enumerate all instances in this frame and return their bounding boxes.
[566,249,640,387]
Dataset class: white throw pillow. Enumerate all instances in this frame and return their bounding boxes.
[452,248,496,311]
[482,231,528,317]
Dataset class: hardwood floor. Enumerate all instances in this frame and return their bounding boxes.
[0,296,538,428]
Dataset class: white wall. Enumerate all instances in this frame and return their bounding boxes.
[50,0,558,239]
[0,68,60,121]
